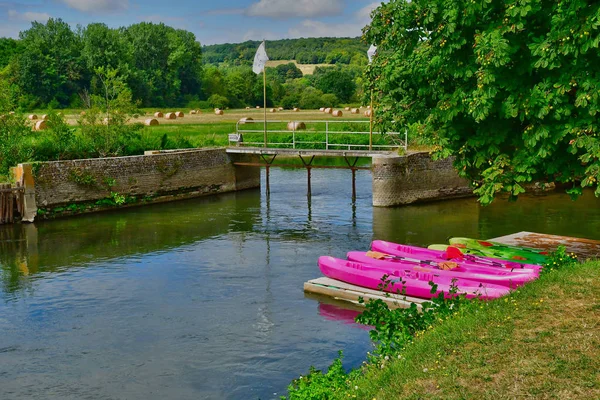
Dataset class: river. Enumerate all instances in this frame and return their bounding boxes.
[1,168,599,399]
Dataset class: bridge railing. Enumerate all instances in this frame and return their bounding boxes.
[234,120,407,151]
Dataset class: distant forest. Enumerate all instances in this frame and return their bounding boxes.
[0,20,369,111]
[203,37,369,65]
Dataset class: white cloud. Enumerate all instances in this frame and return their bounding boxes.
[7,10,51,23]
[242,28,283,42]
[57,0,128,13]
[246,0,343,19]
[356,2,380,23]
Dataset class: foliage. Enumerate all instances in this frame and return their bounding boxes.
[541,245,578,274]
[313,68,357,103]
[365,0,600,204]
[203,37,368,66]
[285,352,359,400]
[0,113,31,175]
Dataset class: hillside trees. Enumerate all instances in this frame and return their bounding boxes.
[365,0,600,203]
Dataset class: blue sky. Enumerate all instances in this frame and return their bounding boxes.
[0,0,380,44]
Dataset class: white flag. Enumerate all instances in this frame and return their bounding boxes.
[367,44,377,64]
[252,41,269,74]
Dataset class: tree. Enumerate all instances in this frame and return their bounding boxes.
[365,0,600,204]
[15,18,84,107]
[314,67,356,103]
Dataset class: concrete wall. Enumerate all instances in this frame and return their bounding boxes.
[372,152,473,207]
[25,148,260,217]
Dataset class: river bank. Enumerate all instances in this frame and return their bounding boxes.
[289,257,600,399]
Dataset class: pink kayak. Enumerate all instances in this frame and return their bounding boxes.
[318,256,511,300]
[372,240,543,272]
[347,251,536,288]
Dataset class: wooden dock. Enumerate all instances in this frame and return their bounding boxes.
[304,232,600,309]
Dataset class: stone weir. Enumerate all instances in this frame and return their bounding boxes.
[15,148,260,221]
[372,152,473,207]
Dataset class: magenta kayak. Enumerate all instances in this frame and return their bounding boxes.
[372,240,542,272]
[318,256,511,300]
[347,251,536,288]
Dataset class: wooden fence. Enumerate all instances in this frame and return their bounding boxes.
[0,183,24,224]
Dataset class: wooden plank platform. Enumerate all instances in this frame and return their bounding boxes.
[304,277,427,310]
[492,231,600,259]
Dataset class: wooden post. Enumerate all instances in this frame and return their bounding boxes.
[307,167,312,198]
[265,165,270,195]
[351,168,357,201]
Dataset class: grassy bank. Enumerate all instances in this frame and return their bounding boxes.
[288,258,600,399]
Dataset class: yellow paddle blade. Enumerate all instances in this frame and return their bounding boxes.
[366,251,390,260]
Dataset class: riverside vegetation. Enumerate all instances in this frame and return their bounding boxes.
[283,247,600,399]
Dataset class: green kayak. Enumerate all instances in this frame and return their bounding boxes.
[428,240,548,266]
[447,237,549,265]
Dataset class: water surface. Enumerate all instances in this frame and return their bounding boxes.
[1,168,599,399]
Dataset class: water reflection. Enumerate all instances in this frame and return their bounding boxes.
[1,167,600,400]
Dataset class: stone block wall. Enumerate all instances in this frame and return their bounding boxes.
[372,152,473,207]
[28,148,260,213]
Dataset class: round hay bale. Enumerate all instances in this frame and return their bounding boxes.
[239,117,254,124]
[145,118,159,126]
[175,111,184,118]
[215,110,224,116]
[319,107,325,112]
[269,108,277,113]
[278,107,284,111]
[332,110,343,117]
[351,108,360,114]
[293,108,300,112]
[246,106,251,109]
[34,120,47,131]
[256,106,261,109]
[28,114,38,120]
[324,108,333,114]
[287,121,307,131]
[165,112,176,120]
[154,112,164,118]
[190,110,197,115]
[41,114,49,120]
[344,107,351,111]
[364,110,373,117]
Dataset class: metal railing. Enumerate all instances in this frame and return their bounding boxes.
[233,120,408,151]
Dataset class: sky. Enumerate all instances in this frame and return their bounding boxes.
[0,0,381,45]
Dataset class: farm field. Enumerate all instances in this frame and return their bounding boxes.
[265,60,334,75]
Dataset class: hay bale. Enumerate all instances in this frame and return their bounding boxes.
[246,107,251,109]
[324,108,333,114]
[344,107,350,111]
[80,111,86,116]
[28,114,38,120]
[351,108,360,114]
[364,110,373,117]
[278,107,284,111]
[190,110,197,115]
[34,120,47,131]
[293,108,300,112]
[287,121,307,131]
[332,110,343,117]
[41,114,49,120]
[165,112,176,120]
[319,107,325,112]
[367,105,372,110]
[215,109,224,116]
[175,111,184,118]
[256,106,261,109]
[145,118,159,126]
[269,108,277,113]
[154,112,164,118]
[239,117,254,124]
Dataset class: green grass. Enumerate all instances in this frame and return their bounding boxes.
[344,260,600,400]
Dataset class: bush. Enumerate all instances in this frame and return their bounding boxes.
[208,94,229,109]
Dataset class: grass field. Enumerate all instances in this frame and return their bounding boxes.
[23,108,402,151]
[344,260,600,400]
[265,60,334,75]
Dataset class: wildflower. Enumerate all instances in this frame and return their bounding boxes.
[355,386,359,390]
[384,356,389,361]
